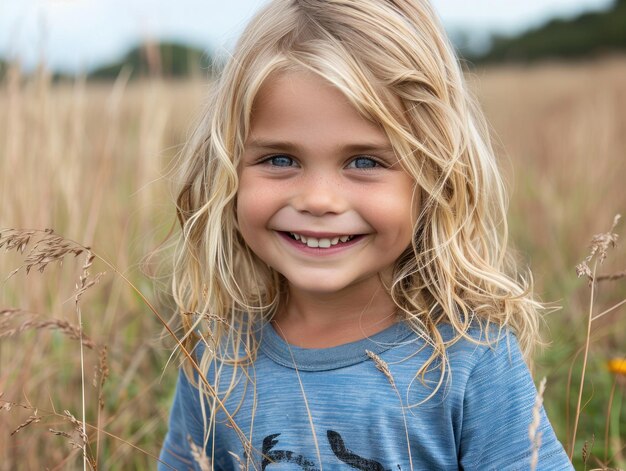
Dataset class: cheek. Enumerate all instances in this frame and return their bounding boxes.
[236,190,261,236]
[369,186,416,242]
[236,176,279,246]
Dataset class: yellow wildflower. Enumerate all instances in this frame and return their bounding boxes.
[607,358,626,375]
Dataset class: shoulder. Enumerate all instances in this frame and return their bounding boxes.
[442,324,573,469]
[435,322,526,383]
[381,321,526,411]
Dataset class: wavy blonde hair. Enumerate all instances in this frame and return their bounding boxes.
[170,0,541,447]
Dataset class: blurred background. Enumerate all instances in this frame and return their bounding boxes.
[0,0,625,469]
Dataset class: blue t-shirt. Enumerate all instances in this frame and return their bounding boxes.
[159,321,572,470]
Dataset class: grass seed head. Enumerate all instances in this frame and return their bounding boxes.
[49,428,72,439]
[10,410,41,436]
[576,214,621,283]
[529,377,546,471]
[581,434,594,465]
[1,229,87,278]
[366,350,396,387]
[0,310,96,349]
[188,435,212,471]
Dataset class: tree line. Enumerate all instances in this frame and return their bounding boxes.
[0,0,624,79]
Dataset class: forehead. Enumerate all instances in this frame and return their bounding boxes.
[247,70,391,149]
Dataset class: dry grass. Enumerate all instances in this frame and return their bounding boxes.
[0,64,206,469]
[529,377,547,471]
[366,350,414,471]
[0,55,625,468]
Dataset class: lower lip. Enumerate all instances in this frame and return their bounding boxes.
[277,231,364,255]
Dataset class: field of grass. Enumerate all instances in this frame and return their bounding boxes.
[1,56,625,469]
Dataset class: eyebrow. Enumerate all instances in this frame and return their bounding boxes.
[245,138,395,155]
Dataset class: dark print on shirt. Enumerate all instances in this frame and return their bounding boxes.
[260,430,398,470]
[326,430,387,470]
[261,433,319,470]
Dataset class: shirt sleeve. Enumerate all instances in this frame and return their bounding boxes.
[458,333,573,470]
[158,367,208,471]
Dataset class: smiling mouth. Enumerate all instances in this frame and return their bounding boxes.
[285,232,357,248]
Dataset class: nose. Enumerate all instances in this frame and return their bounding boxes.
[291,171,347,216]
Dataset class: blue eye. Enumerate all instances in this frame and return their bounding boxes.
[348,157,379,169]
[266,155,295,167]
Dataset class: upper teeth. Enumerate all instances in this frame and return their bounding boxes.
[289,232,353,248]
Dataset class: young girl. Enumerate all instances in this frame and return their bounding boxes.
[159,0,573,469]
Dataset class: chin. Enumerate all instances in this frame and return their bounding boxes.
[284,275,367,296]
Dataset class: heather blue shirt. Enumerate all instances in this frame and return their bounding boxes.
[159,322,572,470]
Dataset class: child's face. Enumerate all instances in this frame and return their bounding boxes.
[237,70,417,297]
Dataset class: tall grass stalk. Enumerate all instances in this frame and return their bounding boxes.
[569,214,624,466]
[570,259,597,458]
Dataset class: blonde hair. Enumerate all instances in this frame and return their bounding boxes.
[170,0,541,446]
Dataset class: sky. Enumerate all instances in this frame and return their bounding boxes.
[0,0,615,73]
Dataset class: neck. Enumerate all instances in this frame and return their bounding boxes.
[273,281,398,348]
